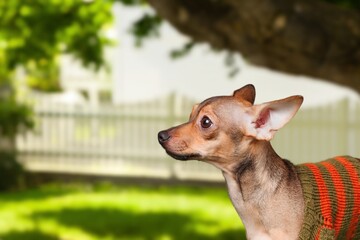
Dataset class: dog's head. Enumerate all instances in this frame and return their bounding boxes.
[158,85,303,169]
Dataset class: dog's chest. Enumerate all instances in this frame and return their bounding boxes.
[223,172,246,216]
[223,172,276,240]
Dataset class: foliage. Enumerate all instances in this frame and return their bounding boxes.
[0,0,114,153]
[170,41,195,59]
[0,0,114,71]
[0,184,245,240]
[323,0,360,9]
[0,98,33,137]
[26,60,62,92]
[131,13,162,46]
[0,0,114,93]
[0,151,24,191]
[115,0,146,6]
[0,68,34,138]
[0,0,358,84]
[0,80,31,191]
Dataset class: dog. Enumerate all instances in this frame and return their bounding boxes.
[158,85,360,240]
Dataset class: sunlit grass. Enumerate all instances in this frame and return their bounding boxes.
[0,183,245,240]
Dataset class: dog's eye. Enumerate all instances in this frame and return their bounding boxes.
[200,116,213,128]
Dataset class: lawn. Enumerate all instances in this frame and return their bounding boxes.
[0,183,246,240]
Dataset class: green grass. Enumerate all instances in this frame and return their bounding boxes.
[0,183,246,240]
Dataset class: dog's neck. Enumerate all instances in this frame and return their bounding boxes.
[234,141,288,202]
[222,140,285,205]
[222,140,303,239]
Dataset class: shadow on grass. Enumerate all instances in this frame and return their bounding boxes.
[31,207,246,240]
[0,187,75,203]
[1,230,59,240]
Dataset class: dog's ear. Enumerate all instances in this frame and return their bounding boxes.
[189,103,199,120]
[233,84,256,105]
[244,95,303,141]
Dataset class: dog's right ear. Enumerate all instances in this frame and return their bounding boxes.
[233,84,256,105]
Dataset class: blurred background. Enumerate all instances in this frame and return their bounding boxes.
[0,0,359,239]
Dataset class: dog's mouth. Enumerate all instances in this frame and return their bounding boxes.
[165,150,201,161]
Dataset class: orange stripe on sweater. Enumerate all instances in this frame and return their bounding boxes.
[315,227,322,240]
[304,163,333,228]
[321,161,346,237]
[335,156,360,239]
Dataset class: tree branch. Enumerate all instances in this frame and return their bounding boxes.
[146,0,360,93]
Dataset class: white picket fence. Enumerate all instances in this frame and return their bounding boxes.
[17,94,360,181]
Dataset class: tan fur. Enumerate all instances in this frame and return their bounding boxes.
[158,85,305,239]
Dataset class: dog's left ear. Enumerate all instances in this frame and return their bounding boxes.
[233,84,256,105]
[244,95,303,141]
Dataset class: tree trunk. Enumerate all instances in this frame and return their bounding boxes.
[147,0,360,93]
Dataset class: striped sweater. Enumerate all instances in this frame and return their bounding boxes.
[296,156,360,240]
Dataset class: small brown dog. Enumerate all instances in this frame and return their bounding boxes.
[158,85,360,240]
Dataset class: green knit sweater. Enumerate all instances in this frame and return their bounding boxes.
[296,156,360,240]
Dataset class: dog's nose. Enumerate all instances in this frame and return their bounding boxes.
[158,130,171,143]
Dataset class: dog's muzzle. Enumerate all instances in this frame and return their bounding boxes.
[157,130,201,161]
